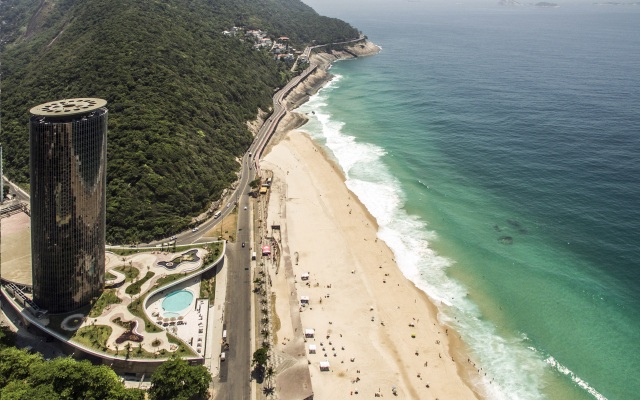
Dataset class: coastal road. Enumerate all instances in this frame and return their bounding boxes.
[212,59,322,398]
[214,227,252,400]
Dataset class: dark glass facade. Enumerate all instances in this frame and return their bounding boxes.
[29,99,108,314]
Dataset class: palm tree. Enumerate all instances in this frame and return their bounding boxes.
[264,366,276,396]
[266,366,274,382]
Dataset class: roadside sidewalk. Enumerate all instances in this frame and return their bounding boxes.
[206,254,228,378]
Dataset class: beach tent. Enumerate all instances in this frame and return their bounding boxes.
[300,296,309,305]
[262,245,271,255]
[304,328,315,338]
[319,361,330,371]
[308,344,317,354]
[300,272,310,280]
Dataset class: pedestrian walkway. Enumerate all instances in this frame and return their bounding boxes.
[205,255,228,377]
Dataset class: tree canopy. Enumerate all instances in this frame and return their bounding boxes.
[149,356,211,400]
[252,346,269,369]
[0,347,144,400]
[0,0,359,243]
[0,324,16,350]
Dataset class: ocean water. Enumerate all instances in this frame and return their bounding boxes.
[297,3,640,400]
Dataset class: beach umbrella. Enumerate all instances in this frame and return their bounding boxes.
[178,315,184,320]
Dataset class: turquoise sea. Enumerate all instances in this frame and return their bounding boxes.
[298,2,640,399]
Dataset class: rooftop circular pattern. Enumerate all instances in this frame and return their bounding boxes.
[30,98,107,117]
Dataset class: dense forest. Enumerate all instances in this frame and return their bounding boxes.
[0,0,359,243]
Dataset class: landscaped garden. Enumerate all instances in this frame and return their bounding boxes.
[89,289,121,318]
[126,271,155,295]
[114,320,144,344]
[157,249,200,270]
[114,264,140,282]
[200,276,216,302]
[39,241,224,360]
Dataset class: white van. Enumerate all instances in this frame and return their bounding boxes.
[220,352,226,361]
[222,330,227,340]
[214,211,221,219]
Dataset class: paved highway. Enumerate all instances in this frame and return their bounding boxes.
[214,205,252,400]
[212,60,317,400]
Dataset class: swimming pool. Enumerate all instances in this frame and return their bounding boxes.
[162,290,194,316]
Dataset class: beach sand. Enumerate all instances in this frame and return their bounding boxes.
[261,131,479,399]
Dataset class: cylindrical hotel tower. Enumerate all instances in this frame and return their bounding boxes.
[29,98,107,314]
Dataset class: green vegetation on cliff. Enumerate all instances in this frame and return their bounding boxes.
[0,0,359,243]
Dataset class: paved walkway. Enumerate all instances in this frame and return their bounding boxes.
[205,251,228,378]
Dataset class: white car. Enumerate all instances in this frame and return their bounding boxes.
[244,206,247,210]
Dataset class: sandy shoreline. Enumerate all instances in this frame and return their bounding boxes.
[261,61,482,396]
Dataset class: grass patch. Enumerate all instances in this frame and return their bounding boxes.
[200,276,216,303]
[114,265,140,282]
[105,271,116,280]
[126,271,155,295]
[89,289,122,318]
[73,324,112,352]
[108,248,152,257]
[167,332,196,357]
[111,316,130,328]
[127,298,162,333]
[155,274,185,289]
[202,242,223,265]
[165,242,223,258]
[204,209,238,241]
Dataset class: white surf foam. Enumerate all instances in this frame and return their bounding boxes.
[545,356,608,400]
[298,86,563,400]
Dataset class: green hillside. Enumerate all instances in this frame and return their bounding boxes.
[0,0,359,243]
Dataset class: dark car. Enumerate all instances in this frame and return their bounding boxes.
[242,242,245,247]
